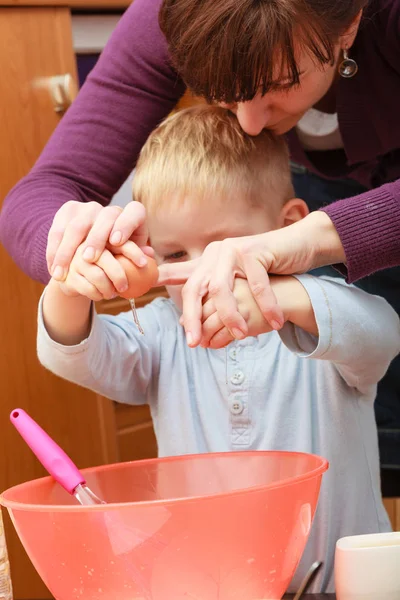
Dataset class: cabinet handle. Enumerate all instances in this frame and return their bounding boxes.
[49,74,77,114]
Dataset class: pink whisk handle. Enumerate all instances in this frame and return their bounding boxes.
[10,408,85,495]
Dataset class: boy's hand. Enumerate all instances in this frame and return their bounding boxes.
[43,239,154,346]
[201,278,273,348]
[58,240,147,302]
[200,276,317,348]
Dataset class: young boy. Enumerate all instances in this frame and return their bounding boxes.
[37,106,400,593]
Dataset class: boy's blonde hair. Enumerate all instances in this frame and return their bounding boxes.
[133,105,294,214]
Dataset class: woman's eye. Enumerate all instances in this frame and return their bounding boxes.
[269,71,304,92]
[163,251,187,262]
[271,81,301,93]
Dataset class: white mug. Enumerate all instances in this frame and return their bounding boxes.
[335,531,400,600]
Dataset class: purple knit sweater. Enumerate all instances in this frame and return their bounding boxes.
[1,0,400,284]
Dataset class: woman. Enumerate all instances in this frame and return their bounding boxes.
[0,0,399,489]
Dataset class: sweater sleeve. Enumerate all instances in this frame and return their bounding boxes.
[0,0,185,284]
[321,180,400,283]
[279,275,400,393]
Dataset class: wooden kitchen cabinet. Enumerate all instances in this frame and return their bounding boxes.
[0,6,119,599]
[0,4,199,597]
[0,4,160,598]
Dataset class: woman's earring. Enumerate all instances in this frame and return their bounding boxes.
[339,48,358,78]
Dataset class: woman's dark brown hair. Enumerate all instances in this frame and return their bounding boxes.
[159,0,368,103]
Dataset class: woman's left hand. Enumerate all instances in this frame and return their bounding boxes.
[157,211,342,347]
[159,232,286,347]
[200,278,272,349]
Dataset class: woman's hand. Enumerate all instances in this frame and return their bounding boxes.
[47,201,152,288]
[159,211,344,347]
[201,278,273,349]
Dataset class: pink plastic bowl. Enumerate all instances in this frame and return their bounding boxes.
[1,451,328,600]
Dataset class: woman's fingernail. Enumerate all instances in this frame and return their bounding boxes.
[118,283,128,293]
[110,231,122,245]
[83,246,95,261]
[52,265,64,280]
[186,332,193,346]
[138,256,148,267]
[271,320,282,330]
[231,328,245,340]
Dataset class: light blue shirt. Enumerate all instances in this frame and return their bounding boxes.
[37,275,400,593]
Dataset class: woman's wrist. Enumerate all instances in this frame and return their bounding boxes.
[304,210,346,269]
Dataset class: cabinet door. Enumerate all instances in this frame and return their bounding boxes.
[0,8,116,599]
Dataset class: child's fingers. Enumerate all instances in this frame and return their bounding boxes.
[208,328,235,349]
[95,249,129,294]
[200,312,225,347]
[62,272,105,302]
[201,297,216,322]
[77,261,117,300]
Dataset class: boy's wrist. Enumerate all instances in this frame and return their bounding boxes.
[270,275,317,335]
[48,276,82,298]
[43,279,92,346]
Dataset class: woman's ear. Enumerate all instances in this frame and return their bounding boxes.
[278,198,309,228]
[341,10,363,49]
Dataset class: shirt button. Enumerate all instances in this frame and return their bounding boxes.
[231,370,245,385]
[231,398,244,415]
[229,347,238,361]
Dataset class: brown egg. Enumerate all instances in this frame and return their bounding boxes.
[115,255,159,299]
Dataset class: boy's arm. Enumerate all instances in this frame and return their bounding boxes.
[268,276,318,335]
[200,275,316,347]
[279,275,400,391]
[221,276,318,336]
[42,279,92,345]
[203,275,400,391]
[37,282,163,405]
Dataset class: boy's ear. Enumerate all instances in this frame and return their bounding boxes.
[279,198,309,227]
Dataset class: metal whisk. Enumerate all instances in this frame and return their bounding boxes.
[128,298,144,335]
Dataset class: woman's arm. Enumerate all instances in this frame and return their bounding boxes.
[158,180,400,346]
[0,0,185,284]
[322,179,400,283]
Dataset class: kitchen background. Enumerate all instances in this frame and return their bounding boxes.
[0,2,398,598]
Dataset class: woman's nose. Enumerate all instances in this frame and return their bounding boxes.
[235,100,270,136]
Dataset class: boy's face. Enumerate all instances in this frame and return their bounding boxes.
[147,196,282,311]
